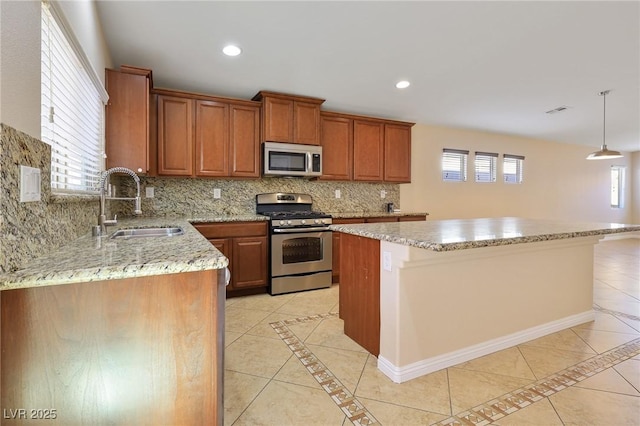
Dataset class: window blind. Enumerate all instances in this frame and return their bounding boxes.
[474,152,498,183]
[41,1,107,194]
[503,154,524,184]
[442,149,469,182]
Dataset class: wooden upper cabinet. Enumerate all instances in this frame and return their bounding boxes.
[384,123,412,183]
[353,120,385,181]
[253,91,324,145]
[229,104,260,178]
[263,96,294,142]
[195,100,229,177]
[105,66,152,174]
[157,95,193,176]
[294,101,321,145]
[320,113,353,180]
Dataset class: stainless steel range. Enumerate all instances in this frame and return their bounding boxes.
[256,193,332,295]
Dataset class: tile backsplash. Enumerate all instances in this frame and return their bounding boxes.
[0,124,98,273]
[114,176,400,217]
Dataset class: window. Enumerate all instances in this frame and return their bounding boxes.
[503,154,524,184]
[41,1,108,194]
[442,149,469,182]
[474,152,498,183]
[610,166,625,208]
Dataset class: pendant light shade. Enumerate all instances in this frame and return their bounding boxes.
[586,90,623,160]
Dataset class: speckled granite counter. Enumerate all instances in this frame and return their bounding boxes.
[329,211,429,219]
[331,217,640,251]
[0,216,259,291]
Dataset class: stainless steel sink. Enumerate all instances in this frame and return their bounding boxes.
[110,226,184,239]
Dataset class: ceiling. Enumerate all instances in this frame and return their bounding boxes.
[95,1,640,152]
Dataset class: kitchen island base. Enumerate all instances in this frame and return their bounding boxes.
[340,233,601,384]
[1,269,225,425]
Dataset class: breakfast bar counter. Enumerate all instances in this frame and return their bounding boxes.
[331,217,640,383]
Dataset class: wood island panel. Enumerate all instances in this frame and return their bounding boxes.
[339,232,381,356]
[1,269,224,425]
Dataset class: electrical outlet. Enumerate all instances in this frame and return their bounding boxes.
[145,187,155,198]
[213,188,221,199]
[335,189,341,199]
[19,165,41,202]
[381,190,386,199]
[383,251,392,271]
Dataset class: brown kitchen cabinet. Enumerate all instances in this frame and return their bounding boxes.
[384,123,412,183]
[320,112,353,180]
[156,89,261,178]
[157,94,194,176]
[105,66,153,174]
[353,119,385,181]
[194,221,269,297]
[253,91,325,145]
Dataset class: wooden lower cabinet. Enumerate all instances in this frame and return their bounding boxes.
[1,269,225,425]
[195,222,268,297]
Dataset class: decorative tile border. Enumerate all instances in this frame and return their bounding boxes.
[271,310,640,426]
[594,303,640,322]
[434,337,640,426]
[271,313,381,426]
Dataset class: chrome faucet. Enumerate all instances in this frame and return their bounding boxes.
[97,167,142,235]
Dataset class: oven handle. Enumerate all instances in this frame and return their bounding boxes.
[272,227,331,233]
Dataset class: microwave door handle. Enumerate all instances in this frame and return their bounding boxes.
[307,152,312,173]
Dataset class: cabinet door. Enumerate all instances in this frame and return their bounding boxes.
[320,114,353,180]
[353,120,384,181]
[294,101,320,145]
[230,104,260,178]
[105,69,149,173]
[157,95,193,176]
[232,236,268,289]
[195,100,229,177]
[263,97,293,142]
[384,124,412,183]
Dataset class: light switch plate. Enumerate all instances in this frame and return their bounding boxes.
[145,187,155,198]
[380,190,386,199]
[213,188,221,199]
[20,165,41,202]
[335,189,341,199]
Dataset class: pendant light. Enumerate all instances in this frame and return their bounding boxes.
[586,90,623,160]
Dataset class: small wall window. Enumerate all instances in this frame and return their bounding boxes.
[610,166,625,208]
[475,152,498,183]
[442,149,469,182]
[503,154,524,184]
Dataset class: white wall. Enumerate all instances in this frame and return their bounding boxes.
[0,0,112,138]
[401,124,635,224]
[633,151,640,224]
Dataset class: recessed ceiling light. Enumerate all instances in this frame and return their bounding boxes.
[395,80,410,89]
[222,45,242,56]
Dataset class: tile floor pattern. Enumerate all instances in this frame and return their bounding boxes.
[224,238,640,425]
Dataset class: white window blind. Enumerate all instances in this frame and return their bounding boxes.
[475,152,498,183]
[610,166,624,208]
[442,149,469,182]
[503,154,524,184]
[41,1,107,194]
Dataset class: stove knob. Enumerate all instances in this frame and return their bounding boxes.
[314,219,320,224]
[321,219,327,224]
[279,220,285,226]
[287,220,292,225]
[301,220,306,225]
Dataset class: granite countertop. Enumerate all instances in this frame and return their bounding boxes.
[330,217,640,252]
[329,211,429,219]
[0,217,234,291]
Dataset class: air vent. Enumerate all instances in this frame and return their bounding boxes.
[545,106,570,114]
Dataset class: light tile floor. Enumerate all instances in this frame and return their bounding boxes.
[224,238,640,425]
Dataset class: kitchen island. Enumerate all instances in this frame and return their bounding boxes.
[331,217,640,383]
[0,217,237,425]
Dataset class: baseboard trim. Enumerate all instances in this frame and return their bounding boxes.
[377,309,596,383]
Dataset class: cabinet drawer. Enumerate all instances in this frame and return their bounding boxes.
[194,221,267,239]
[365,217,399,223]
[398,215,426,222]
[332,218,366,225]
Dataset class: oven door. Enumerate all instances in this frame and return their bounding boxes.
[271,229,332,277]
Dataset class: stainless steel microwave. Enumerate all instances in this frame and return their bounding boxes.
[263,142,322,178]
